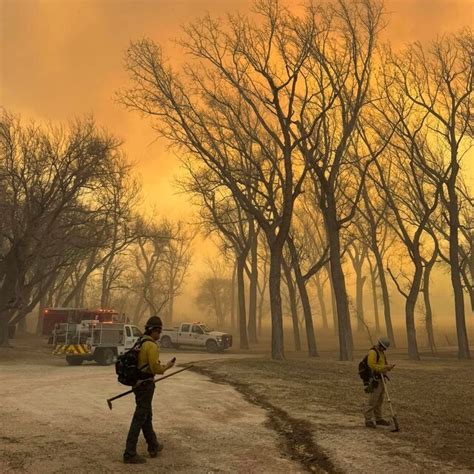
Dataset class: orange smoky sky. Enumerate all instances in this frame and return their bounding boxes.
[1,0,473,216]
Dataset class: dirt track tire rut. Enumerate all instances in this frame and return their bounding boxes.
[190,366,338,474]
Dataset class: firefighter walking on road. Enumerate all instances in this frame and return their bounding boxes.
[363,336,395,429]
[123,316,175,464]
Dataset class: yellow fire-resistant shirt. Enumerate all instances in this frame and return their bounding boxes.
[367,348,387,374]
[137,335,166,376]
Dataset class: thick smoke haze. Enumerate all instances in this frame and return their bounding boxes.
[1,0,472,330]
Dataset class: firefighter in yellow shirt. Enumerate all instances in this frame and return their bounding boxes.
[123,316,175,464]
[363,336,395,429]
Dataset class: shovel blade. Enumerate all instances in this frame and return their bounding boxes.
[391,415,400,432]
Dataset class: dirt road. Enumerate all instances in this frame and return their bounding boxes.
[0,349,301,473]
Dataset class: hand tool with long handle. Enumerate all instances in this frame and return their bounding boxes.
[107,365,193,410]
[381,374,400,432]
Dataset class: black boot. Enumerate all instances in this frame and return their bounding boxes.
[149,442,164,458]
[124,454,147,464]
[376,419,391,426]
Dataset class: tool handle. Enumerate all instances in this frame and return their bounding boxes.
[107,365,193,407]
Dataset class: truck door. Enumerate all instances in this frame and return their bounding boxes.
[124,326,134,350]
[131,326,142,344]
[191,324,205,346]
[179,323,192,345]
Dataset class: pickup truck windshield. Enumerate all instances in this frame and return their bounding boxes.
[200,324,212,333]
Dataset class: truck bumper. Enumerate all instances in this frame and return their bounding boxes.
[53,344,90,356]
[217,336,233,349]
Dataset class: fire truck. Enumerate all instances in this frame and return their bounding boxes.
[42,308,122,338]
[52,320,142,366]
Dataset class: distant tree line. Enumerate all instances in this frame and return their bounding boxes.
[0,112,193,346]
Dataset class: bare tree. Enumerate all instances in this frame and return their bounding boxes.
[120,1,318,359]
[179,167,252,348]
[294,0,385,359]
[385,30,472,358]
[0,112,124,345]
[160,220,194,325]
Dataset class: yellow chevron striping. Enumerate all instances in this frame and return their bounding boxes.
[52,343,91,356]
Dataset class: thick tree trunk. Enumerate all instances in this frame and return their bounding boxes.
[315,275,329,330]
[237,256,249,350]
[325,209,353,360]
[405,262,422,360]
[423,262,436,354]
[247,227,259,344]
[287,238,318,357]
[268,247,285,360]
[447,184,470,358]
[257,285,265,337]
[368,260,381,334]
[295,272,318,357]
[283,260,301,352]
[374,249,396,347]
[326,263,339,336]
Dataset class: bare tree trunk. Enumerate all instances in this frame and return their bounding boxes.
[247,224,258,343]
[447,184,470,358]
[287,238,318,357]
[374,249,395,347]
[326,263,338,336]
[348,245,367,333]
[237,255,249,350]
[0,264,20,346]
[283,259,301,352]
[423,261,436,354]
[257,253,269,337]
[368,259,381,334]
[325,209,353,360]
[314,275,329,330]
[257,298,264,337]
[405,263,422,360]
[295,273,318,357]
[269,247,285,360]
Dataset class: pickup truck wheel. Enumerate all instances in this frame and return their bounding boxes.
[96,348,115,366]
[206,340,218,353]
[66,356,84,366]
[160,336,172,349]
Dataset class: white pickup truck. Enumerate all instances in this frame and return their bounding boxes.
[52,320,142,366]
[160,322,232,353]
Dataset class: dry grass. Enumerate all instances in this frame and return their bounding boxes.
[193,350,474,471]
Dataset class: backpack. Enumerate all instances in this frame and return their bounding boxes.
[115,338,150,386]
[358,347,380,384]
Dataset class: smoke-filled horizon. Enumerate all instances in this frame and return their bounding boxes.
[1,0,473,359]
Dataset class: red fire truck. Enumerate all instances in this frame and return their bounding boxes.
[42,308,122,337]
